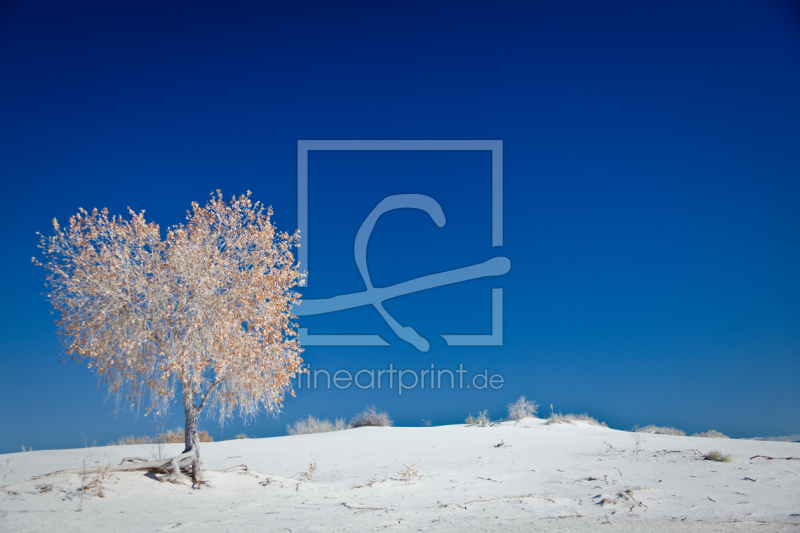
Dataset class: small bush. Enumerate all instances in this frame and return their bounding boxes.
[692,430,729,439]
[466,409,493,426]
[507,396,539,421]
[705,450,733,463]
[547,412,607,427]
[235,434,248,440]
[349,406,393,428]
[287,415,347,435]
[638,425,685,436]
[547,412,575,425]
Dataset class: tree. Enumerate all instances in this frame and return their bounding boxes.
[34,191,304,482]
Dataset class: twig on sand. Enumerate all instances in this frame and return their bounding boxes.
[540,513,582,520]
[212,465,248,473]
[750,455,800,461]
[353,477,387,489]
[623,489,648,510]
[290,462,317,482]
[389,463,421,482]
[655,450,704,456]
[78,460,86,512]
[458,494,556,506]
[340,502,390,511]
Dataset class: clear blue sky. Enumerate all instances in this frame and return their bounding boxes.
[1,0,799,454]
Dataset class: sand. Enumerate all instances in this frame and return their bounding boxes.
[2,418,799,531]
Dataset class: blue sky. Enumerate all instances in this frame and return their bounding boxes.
[1,0,799,453]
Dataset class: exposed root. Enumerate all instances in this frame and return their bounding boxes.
[100,451,200,482]
[1,451,203,490]
[157,456,188,483]
[119,457,150,464]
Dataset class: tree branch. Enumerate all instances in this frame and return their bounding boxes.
[197,376,226,413]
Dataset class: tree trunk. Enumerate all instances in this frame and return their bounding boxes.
[182,385,202,482]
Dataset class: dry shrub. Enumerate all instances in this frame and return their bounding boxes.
[705,450,733,463]
[507,396,539,421]
[466,409,493,427]
[395,462,421,481]
[693,430,729,439]
[299,462,317,481]
[348,406,393,428]
[107,427,213,446]
[157,427,214,443]
[547,412,607,427]
[639,425,685,436]
[287,415,347,435]
[81,464,113,498]
[108,435,151,446]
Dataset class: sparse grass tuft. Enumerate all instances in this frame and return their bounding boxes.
[235,434,248,440]
[693,430,729,439]
[507,396,539,421]
[704,450,734,463]
[570,413,608,427]
[638,425,685,436]
[287,415,347,435]
[547,412,607,427]
[348,406,393,429]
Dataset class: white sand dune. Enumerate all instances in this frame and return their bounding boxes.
[2,419,799,532]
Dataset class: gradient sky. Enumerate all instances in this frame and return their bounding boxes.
[1,0,799,454]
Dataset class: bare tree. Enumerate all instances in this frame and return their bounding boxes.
[34,191,304,482]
